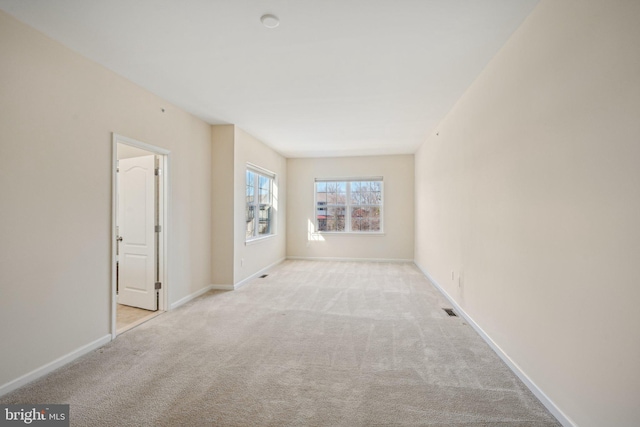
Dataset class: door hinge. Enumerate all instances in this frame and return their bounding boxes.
[155,168,162,176]
[155,225,162,232]
[155,282,162,290]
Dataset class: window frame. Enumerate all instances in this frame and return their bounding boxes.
[314,177,384,234]
[246,163,276,242]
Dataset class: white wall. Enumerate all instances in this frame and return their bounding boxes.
[414,1,640,426]
[211,125,287,286]
[211,125,235,286]
[234,127,287,283]
[287,155,414,261]
[0,11,212,390]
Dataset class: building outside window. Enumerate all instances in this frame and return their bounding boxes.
[315,178,383,233]
[246,165,275,240]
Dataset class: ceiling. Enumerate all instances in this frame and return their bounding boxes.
[0,0,539,157]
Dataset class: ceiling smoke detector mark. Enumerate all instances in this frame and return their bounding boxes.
[443,308,457,317]
[259,274,269,278]
[260,14,280,29]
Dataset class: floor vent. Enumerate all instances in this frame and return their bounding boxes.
[443,308,457,317]
[259,274,268,278]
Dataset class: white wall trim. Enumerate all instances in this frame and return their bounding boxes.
[0,334,111,397]
[170,285,214,310]
[210,284,234,291]
[287,256,413,263]
[413,261,575,427]
[112,133,171,337]
[234,257,286,290]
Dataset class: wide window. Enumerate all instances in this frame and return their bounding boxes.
[246,165,275,240]
[315,178,383,233]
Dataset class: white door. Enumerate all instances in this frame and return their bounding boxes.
[117,154,157,310]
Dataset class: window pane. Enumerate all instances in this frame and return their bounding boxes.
[326,206,345,231]
[246,205,255,238]
[325,182,346,205]
[351,206,381,232]
[316,182,327,203]
[246,170,255,238]
[246,185,254,203]
[370,206,381,231]
[246,171,255,203]
[326,182,337,204]
[246,168,275,240]
[350,182,361,204]
[259,175,270,204]
[316,212,327,231]
[316,193,327,232]
[258,205,271,235]
[337,182,346,204]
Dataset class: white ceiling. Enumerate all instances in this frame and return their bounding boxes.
[0,0,539,157]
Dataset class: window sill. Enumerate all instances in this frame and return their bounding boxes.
[245,234,276,246]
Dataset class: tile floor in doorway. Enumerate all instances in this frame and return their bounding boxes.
[116,304,160,334]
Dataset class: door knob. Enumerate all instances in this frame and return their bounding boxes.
[117,236,123,242]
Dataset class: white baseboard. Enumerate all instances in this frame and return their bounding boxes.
[210,284,234,291]
[234,257,286,289]
[286,256,413,263]
[413,262,575,427]
[0,334,111,397]
[170,285,214,310]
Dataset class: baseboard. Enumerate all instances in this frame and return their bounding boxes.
[170,285,214,310]
[413,261,575,427]
[0,334,111,397]
[234,257,286,289]
[210,284,234,291]
[286,256,413,263]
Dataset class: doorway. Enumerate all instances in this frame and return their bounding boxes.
[111,134,169,337]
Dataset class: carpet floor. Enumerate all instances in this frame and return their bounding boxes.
[1,260,560,426]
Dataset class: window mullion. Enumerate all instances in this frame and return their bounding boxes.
[254,173,259,238]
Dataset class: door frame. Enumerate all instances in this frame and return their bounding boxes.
[111,133,170,339]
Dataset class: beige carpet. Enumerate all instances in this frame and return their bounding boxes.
[1,260,560,426]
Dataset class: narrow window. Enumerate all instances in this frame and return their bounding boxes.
[246,165,275,240]
[315,178,383,233]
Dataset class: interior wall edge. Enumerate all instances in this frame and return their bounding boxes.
[0,335,111,398]
[169,285,215,311]
[233,257,286,290]
[286,256,414,264]
[210,284,235,291]
[413,261,575,427]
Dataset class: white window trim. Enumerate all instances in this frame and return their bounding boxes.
[314,177,384,234]
[246,163,276,242]
[245,234,277,246]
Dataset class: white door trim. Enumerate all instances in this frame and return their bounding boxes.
[111,133,170,339]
